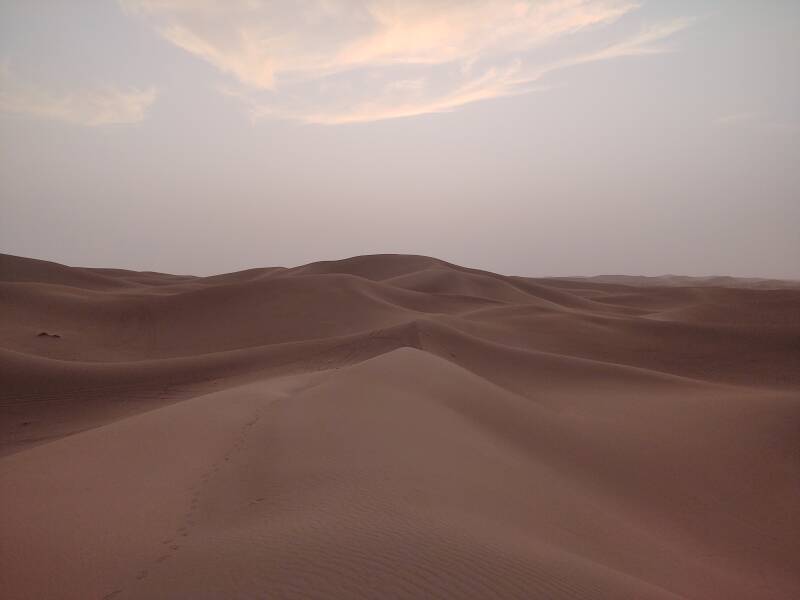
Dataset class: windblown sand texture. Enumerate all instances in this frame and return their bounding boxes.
[1,252,798,600]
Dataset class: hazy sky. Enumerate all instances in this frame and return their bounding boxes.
[1,1,798,278]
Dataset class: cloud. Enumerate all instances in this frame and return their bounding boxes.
[715,111,799,135]
[220,61,551,124]
[714,112,760,126]
[0,65,157,126]
[122,0,690,124]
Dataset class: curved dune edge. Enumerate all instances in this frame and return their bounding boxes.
[1,253,799,599]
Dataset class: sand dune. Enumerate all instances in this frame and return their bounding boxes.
[1,253,798,599]
[557,274,800,290]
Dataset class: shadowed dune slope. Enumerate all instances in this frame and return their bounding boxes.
[1,253,799,600]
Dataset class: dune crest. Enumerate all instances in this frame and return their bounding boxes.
[1,253,798,600]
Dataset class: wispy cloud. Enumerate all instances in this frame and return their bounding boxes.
[715,111,799,135]
[122,0,690,124]
[714,112,760,126]
[0,65,157,126]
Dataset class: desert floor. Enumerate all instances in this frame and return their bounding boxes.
[1,253,798,599]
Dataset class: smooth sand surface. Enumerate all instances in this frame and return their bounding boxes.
[1,253,798,599]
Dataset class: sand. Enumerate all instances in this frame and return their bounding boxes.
[1,252,798,599]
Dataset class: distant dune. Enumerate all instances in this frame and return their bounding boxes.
[558,273,800,290]
[1,253,798,600]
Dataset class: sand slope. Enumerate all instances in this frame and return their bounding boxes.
[1,253,798,599]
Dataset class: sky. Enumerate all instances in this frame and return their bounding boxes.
[1,1,798,278]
